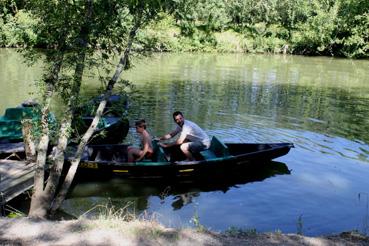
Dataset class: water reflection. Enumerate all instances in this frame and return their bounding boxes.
[119,53,369,145]
[63,161,290,217]
[0,49,41,113]
[126,81,369,146]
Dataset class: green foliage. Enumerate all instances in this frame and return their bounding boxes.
[0,10,38,47]
[172,0,230,35]
[214,30,245,53]
[227,0,280,30]
[136,13,181,51]
[336,0,369,58]
[24,108,59,145]
[21,0,138,105]
[1,0,368,58]
[274,0,312,31]
[339,13,369,58]
[190,210,207,232]
[246,23,288,53]
[178,30,217,52]
[291,0,340,55]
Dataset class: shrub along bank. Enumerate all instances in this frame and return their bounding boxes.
[1,0,368,58]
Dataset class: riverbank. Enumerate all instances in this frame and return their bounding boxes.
[2,3,369,59]
[0,217,368,245]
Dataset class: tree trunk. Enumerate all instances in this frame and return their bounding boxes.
[28,74,59,219]
[50,15,142,214]
[45,45,88,213]
[50,100,107,213]
[28,0,96,219]
[29,2,144,218]
[21,119,36,163]
[28,47,65,219]
[36,0,93,217]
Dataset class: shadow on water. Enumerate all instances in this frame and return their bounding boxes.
[64,161,290,216]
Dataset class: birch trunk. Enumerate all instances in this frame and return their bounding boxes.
[28,66,61,219]
[21,119,36,163]
[50,16,141,214]
[43,0,93,215]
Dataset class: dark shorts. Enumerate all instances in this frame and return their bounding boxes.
[187,141,207,153]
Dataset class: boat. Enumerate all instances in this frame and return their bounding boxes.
[74,93,128,117]
[0,107,32,143]
[71,93,129,144]
[72,136,293,179]
[0,104,54,143]
[71,116,129,145]
[0,94,129,145]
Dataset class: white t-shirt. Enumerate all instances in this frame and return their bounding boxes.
[176,120,210,147]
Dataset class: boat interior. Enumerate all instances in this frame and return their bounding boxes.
[81,136,236,163]
[80,137,278,163]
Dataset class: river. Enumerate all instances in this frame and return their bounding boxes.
[1,49,369,236]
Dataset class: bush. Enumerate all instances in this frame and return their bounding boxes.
[1,0,368,58]
[214,30,244,53]
[290,1,339,55]
[339,13,369,58]
[136,13,181,52]
[173,0,230,35]
[177,30,217,52]
[0,10,38,47]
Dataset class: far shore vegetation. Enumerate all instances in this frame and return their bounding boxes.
[1,0,368,58]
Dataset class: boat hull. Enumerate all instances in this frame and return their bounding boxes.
[72,142,293,179]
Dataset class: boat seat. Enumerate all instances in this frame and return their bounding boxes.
[0,121,23,139]
[200,149,217,160]
[141,140,167,162]
[200,136,230,160]
[4,108,34,121]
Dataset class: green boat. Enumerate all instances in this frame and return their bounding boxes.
[71,93,129,144]
[71,116,129,145]
[72,136,293,179]
[0,94,129,145]
[0,106,43,143]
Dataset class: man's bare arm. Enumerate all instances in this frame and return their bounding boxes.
[157,128,180,141]
[159,132,186,148]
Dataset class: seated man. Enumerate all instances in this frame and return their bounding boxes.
[127,119,154,162]
[156,111,210,161]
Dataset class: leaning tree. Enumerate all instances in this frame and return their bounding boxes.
[19,0,168,219]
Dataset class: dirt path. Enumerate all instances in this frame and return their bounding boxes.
[0,218,368,245]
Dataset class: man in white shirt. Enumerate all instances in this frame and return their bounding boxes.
[157,111,210,161]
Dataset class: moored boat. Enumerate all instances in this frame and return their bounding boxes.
[72,116,129,144]
[0,105,53,143]
[73,136,293,179]
[71,93,129,144]
[0,94,129,145]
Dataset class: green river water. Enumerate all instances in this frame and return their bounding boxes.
[1,49,369,236]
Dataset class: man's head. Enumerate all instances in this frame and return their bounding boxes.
[173,111,184,127]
